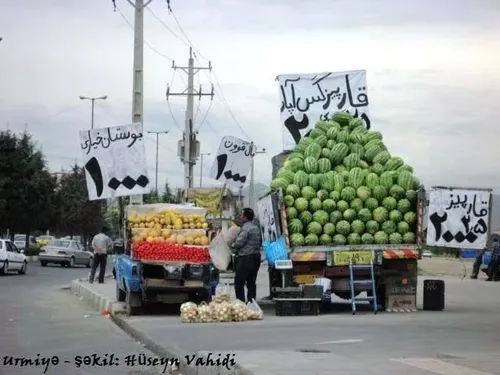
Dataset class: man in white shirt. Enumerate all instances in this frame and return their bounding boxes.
[89,227,113,284]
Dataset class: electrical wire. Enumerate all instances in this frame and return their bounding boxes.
[195,100,213,132]
[166,70,184,132]
[115,4,174,61]
[146,7,190,48]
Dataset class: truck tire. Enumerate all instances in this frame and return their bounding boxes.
[126,291,142,316]
[116,283,126,302]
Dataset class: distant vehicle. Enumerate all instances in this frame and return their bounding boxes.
[422,250,432,258]
[39,240,93,268]
[13,234,38,251]
[37,235,56,247]
[0,239,27,275]
[113,238,124,253]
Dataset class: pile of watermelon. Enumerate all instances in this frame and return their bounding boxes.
[270,111,420,247]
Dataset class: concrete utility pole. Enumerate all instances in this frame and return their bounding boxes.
[249,144,266,211]
[147,130,169,192]
[79,95,107,129]
[199,152,210,187]
[166,47,214,199]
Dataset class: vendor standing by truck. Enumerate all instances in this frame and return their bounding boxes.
[231,208,262,303]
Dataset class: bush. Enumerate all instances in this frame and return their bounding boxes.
[25,246,41,256]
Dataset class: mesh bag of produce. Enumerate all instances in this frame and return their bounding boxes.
[210,301,232,322]
[247,299,264,320]
[213,284,231,304]
[196,302,214,323]
[270,111,420,247]
[231,300,249,322]
[180,302,198,323]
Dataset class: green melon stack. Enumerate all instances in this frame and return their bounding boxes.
[270,111,420,247]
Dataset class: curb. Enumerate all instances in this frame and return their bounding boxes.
[111,314,256,375]
[69,277,125,315]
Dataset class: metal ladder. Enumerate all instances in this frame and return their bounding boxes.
[349,261,378,315]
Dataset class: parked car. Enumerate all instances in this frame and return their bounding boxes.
[13,234,38,251]
[422,250,432,258]
[0,239,27,275]
[39,239,93,268]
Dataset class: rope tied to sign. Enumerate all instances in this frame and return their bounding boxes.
[111,0,116,12]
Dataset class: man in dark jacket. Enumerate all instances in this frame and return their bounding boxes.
[486,239,500,281]
[231,208,262,302]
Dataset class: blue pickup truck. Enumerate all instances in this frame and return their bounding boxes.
[114,254,216,315]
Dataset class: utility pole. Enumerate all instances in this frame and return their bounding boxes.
[147,131,169,192]
[199,152,210,187]
[166,47,214,200]
[126,0,152,205]
[249,144,266,211]
[79,95,107,129]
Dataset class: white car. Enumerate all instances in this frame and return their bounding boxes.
[0,239,28,275]
[422,250,432,258]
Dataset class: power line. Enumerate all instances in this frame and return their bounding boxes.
[146,7,189,47]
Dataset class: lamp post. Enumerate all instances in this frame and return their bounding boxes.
[199,153,211,187]
[147,131,169,192]
[79,95,108,129]
[249,145,266,210]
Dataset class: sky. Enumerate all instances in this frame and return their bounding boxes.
[1,0,499,193]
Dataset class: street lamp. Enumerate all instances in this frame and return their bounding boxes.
[199,153,211,187]
[79,95,108,129]
[249,146,266,210]
[146,131,169,192]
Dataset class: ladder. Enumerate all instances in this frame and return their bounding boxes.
[349,260,378,315]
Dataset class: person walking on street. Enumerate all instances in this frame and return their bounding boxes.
[486,238,500,282]
[470,249,486,279]
[89,227,113,284]
[231,208,262,303]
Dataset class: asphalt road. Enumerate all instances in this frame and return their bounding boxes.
[123,276,500,374]
[0,263,167,375]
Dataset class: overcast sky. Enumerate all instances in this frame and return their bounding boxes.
[1,0,499,192]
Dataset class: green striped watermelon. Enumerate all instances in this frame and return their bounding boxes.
[379,172,394,190]
[331,111,353,126]
[365,173,380,189]
[364,145,382,162]
[315,135,328,148]
[326,126,339,140]
[344,153,361,169]
[293,170,309,188]
[348,118,364,130]
[308,174,321,190]
[350,143,365,158]
[304,143,322,159]
[315,120,333,133]
[330,143,350,163]
[336,130,350,143]
[295,137,314,153]
[318,158,332,173]
[333,174,344,192]
[304,157,318,173]
[309,128,325,139]
[348,167,364,189]
[372,185,388,201]
[373,151,391,165]
[385,157,404,171]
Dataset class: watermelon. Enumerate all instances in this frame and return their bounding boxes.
[364,145,382,162]
[307,221,323,235]
[343,209,357,223]
[390,185,406,200]
[389,232,403,244]
[270,178,288,191]
[372,185,388,201]
[290,233,305,247]
[287,152,304,161]
[288,219,303,234]
[366,220,379,234]
[397,198,412,213]
[330,143,350,163]
[382,221,397,235]
[322,199,336,213]
[283,195,295,208]
[373,151,391,165]
[286,184,301,198]
[382,197,397,211]
[350,143,365,158]
[320,234,332,245]
[326,126,339,140]
[397,221,410,235]
[315,135,328,148]
[331,111,352,126]
[317,189,329,201]
[323,222,336,236]
[357,208,372,222]
[304,157,318,173]
[341,187,356,202]
[318,158,332,173]
[379,172,394,190]
[333,234,347,245]
[385,157,404,171]
[321,148,331,159]
[301,186,316,200]
[294,198,308,212]
[315,120,334,133]
[293,171,309,188]
[309,198,323,212]
[361,233,374,244]
[304,143,322,159]
[304,234,319,246]
[329,211,343,225]
[350,198,364,212]
[277,168,295,183]
[365,173,379,189]
[309,128,325,139]
[326,140,336,149]
[329,191,340,201]
[373,207,389,223]
[286,158,304,173]
[333,174,345,192]
[348,167,364,189]
[344,153,361,169]
[374,231,389,244]
[403,232,416,244]
[299,211,313,225]
[406,189,417,202]
[349,132,366,144]
[389,210,403,223]
[349,118,364,130]
[404,212,417,225]
[286,207,298,220]
[347,233,362,245]
[365,197,379,211]
[351,220,365,234]
[336,130,350,143]
[336,220,351,235]
[313,210,329,226]
[308,174,321,190]
[357,186,371,201]
[371,163,385,175]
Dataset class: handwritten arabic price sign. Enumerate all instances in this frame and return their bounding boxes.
[257,193,278,243]
[79,123,150,200]
[209,136,253,189]
[426,188,492,249]
[278,70,370,149]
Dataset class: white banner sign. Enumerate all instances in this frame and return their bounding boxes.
[278,70,370,149]
[209,136,253,189]
[426,188,491,249]
[79,123,150,200]
[257,194,278,242]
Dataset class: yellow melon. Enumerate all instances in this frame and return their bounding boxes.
[200,236,209,246]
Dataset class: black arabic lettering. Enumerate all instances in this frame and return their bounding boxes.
[429,211,448,241]
[446,194,468,210]
[473,218,487,234]
[224,139,233,149]
[279,78,301,113]
[471,195,488,217]
[344,74,369,108]
[127,132,143,148]
[81,131,92,155]
[461,215,470,234]
[361,113,371,129]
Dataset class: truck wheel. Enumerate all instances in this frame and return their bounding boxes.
[126,291,142,316]
[116,283,126,302]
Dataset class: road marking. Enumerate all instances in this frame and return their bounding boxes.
[391,358,494,375]
[314,339,364,345]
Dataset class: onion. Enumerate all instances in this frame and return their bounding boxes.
[196,302,213,323]
[211,301,232,322]
[231,300,248,322]
[180,302,198,323]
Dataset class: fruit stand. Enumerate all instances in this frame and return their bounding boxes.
[115,203,216,315]
[263,110,423,315]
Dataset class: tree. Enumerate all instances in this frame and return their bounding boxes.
[162,182,176,203]
[54,165,105,244]
[0,131,56,245]
[143,189,161,204]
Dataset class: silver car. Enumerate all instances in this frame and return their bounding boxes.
[39,240,93,268]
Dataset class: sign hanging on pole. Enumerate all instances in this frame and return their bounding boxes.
[277,70,370,149]
[257,193,278,243]
[79,123,151,200]
[209,136,253,189]
[425,187,492,249]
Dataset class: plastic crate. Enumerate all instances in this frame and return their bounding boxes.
[302,285,323,299]
[275,300,320,316]
[272,287,303,299]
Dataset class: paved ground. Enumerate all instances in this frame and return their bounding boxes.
[418,257,476,277]
[77,258,500,375]
[0,263,167,375]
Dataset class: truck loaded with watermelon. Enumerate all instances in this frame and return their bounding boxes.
[268,110,425,310]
